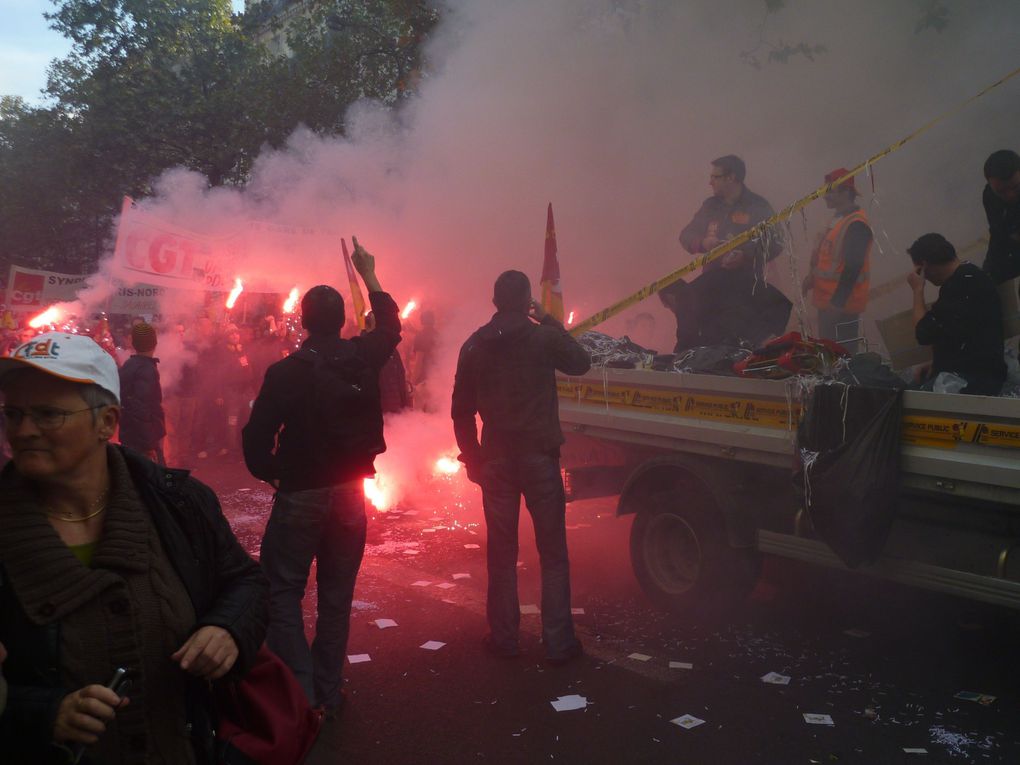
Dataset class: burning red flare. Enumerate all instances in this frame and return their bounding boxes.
[364,475,393,511]
[401,299,418,320]
[434,456,461,476]
[29,306,62,329]
[282,287,300,314]
[225,278,244,309]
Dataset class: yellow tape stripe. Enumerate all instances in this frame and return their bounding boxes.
[569,67,1020,337]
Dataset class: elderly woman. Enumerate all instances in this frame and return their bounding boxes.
[0,333,267,764]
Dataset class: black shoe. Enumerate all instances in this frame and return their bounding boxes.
[320,689,347,722]
[546,640,583,667]
[483,634,520,659]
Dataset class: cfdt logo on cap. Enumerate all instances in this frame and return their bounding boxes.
[18,339,61,359]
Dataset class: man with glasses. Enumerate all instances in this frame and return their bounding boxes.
[665,155,790,351]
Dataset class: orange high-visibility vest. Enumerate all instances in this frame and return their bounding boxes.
[811,208,872,314]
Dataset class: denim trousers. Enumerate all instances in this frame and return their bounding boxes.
[259,480,366,708]
[481,453,577,658]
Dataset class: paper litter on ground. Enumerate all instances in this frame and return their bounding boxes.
[519,604,540,614]
[402,549,419,555]
[452,573,472,579]
[422,528,438,533]
[670,714,705,730]
[420,641,446,651]
[373,618,398,629]
[571,607,585,615]
[411,580,432,587]
[464,544,481,549]
[347,654,371,664]
[803,713,834,726]
[843,628,870,638]
[628,653,653,662]
[669,661,693,670]
[402,510,418,515]
[761,671,791,685]
[550,695,589,712]
[903,748,928,754]
[435,582,456,590]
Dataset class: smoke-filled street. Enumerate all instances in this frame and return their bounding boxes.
[192,456,1020,764]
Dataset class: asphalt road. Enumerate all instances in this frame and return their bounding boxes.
[193,456,1020,765]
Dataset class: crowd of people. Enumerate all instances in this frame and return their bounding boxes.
[0,146,1017,762]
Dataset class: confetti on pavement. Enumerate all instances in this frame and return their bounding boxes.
[803,713,834,726]
[411,580,432,587]
[550,695,589,712]
[464,544,481,549]
[348,654,371,664]
[420,641,446,651]
[452,573,472,580]
[669,661,693,670]
[628,653,653,662]
[520,604,540,615]
[761,672,791,685]
[373,619,398,629]
[670,715,705,730]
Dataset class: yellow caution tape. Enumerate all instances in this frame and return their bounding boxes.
[570,66,1020,337]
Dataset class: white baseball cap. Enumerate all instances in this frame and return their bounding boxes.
[0,332,120,403]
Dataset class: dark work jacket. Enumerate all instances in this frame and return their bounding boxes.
[452,311,591,465]
[679,186,783,281]
[915,262,1006,395]
[242,291,401,491]
[982,184,1020,284]
[0,446,268,765]
[118,354,166,451]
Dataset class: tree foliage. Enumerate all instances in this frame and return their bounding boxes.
[0,0,436,274]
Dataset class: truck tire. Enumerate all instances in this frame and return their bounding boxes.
[629,487,760,614]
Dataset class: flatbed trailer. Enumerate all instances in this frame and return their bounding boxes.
[557,368,1020,611]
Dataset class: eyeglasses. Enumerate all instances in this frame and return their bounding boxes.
[0,405,103,431]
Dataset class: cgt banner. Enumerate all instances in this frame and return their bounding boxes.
[6,265,167,315]
[110,197,340,292]
[7,266,87,312]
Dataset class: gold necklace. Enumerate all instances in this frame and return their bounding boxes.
[44,490,109,523]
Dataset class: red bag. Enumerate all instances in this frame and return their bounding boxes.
[215,645,323,765]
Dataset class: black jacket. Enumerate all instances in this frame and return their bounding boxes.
[242,291,401,491]
[118,354,166,451]
[452,311,591,465]
[915,262,1006,395]
[0,446,268,764]
[982,184,1020,284]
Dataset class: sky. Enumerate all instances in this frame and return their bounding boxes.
[0,0,246,103]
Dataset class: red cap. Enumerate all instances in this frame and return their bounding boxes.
[824,167,857,194]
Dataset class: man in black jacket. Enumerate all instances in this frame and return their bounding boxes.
[982,149,1020,286]
[242,238,400,716]
[907,233,1006,395]
[452,271,591,664]
[118,321,166,464]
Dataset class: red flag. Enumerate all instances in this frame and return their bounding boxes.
[540,203,564,322]
[341,238,367,331]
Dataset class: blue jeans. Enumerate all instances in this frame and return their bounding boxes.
[260,481,366,708]
[481,454,577,659]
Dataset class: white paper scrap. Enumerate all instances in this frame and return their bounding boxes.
[422,528,437,533]
[903,748,928,754]
[411,580,432,587]
[403,549,419,555]
[436,582,456,590]
[420,641,446,651]
[402,510,418,515]
[843,628,870,638]
[464,544,481,549]
[452,573,472,580]
[669,661,693,670]
[550,695,589,712]
[373,619,398,629]
[803,713,834,726]
[670,714,705,730]
[520,604,540,615]
[347,654,371,664]
[571,607,585,615]
[761,672,791,685]
[628,653,653,662]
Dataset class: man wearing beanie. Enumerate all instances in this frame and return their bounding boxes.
[118,321,167,464]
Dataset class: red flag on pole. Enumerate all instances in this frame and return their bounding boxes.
[341,238,367,331]
[540,203,564,322]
